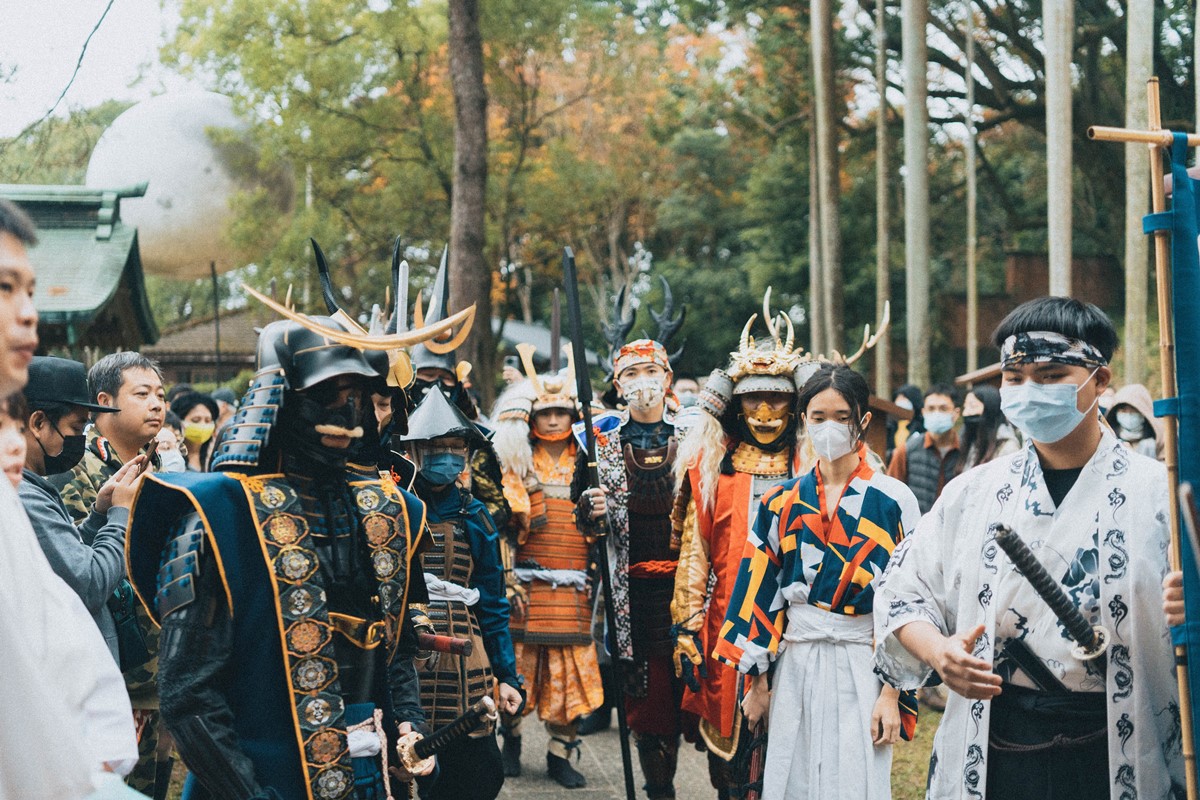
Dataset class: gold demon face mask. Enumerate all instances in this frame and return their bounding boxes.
[741,398,792,445]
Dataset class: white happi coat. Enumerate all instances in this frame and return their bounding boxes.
[873,431,1183,800]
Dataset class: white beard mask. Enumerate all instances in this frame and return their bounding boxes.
[620,376,666,412]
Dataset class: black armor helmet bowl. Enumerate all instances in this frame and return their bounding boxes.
[400,384,487,448]
[211,317,381,470]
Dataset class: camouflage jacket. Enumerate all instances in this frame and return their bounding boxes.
[49,424,162,707]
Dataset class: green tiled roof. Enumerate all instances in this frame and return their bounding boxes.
[0,184,158,350]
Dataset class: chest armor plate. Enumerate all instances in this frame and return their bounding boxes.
[625,440,678,564]
[425,520,474,587]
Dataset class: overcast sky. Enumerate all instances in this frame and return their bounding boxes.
[0,0,194,137]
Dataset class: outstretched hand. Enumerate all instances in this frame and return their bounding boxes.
[933,624,1001,700]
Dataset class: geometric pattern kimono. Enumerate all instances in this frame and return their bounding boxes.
[874,431,1184,799]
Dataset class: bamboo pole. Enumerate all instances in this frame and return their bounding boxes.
[1089,79,1200,800]
[1124,0,1152,385]
[964,4,978,374]
[873,0,890,398]
[1045,1,1073,295]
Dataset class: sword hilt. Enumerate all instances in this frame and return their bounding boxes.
[395,696,496,775]
[993,524,1106,657]
[416,632,473,657]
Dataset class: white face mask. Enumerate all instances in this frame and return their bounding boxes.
[158,449,187,473]
[807,419,858,462]
[999,369,1099,444]
[1115,410,1144,432]
[620,376,666,412]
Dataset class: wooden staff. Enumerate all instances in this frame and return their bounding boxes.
[1086,76,1198,800]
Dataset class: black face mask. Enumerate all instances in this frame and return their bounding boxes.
[277,390,365,473]
[38,424,86,475]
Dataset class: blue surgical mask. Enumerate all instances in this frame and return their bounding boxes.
[419,451,467,486]
[1000,370,1099,444]
[924,411,955,435]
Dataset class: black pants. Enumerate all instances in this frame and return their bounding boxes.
[987,684,1108,800]
[420,733,505,800]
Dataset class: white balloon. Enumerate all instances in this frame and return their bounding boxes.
[85,92,291,279]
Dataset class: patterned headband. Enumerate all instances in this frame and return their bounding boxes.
[613,338,670,379]
[1000,331,1107,368]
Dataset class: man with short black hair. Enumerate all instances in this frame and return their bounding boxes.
[53,350,168,798]
[887,383,963,513]
[874,296,1182,799]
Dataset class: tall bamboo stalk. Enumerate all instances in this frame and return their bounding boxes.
[902,0,930,386]
[874,0,890,397]
[1124,0,1152,384]
[1045,2,1073,295]
[964,3,978,374]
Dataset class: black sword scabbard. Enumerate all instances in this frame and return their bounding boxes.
[993,524,1106,659]
[412,696,496,760]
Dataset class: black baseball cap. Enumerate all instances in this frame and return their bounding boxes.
[25,356,119,413]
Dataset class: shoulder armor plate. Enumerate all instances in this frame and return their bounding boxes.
[156,513,206,618]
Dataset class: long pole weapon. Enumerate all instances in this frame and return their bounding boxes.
[1088,77,1199,799]
[562,246,638,800]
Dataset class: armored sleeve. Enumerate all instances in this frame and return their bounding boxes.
[670,491,709,632]
[157,516,265,798]
[465,505,519,686]
[470,447,512,533]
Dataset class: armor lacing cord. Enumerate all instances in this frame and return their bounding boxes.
[628,560,678,578]
[550,735,583,762]
[346,708,394,800]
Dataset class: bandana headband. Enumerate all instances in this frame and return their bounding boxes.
[613,338,671,381]
[1000,331,1107,368]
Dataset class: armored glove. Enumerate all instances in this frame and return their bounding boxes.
[410,608,439,671]
[672,628,707,694]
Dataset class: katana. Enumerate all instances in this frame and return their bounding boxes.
[562,246,638,800]
[416,632,473,657]
[395,695,496,774]
[993,524,1109,662]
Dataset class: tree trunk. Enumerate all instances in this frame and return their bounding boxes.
[809,134,826,357]
[812,0,843,353]
[902,0,930,387]
[874,0,891,396]
[1124,0,1152,385]
[1045,2,1073,295]
[965,4,979,374]
[447,0,494,405]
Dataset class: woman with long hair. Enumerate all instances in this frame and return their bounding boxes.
[959,385,1021,471]
[714,364,921,798]
[169,392,218,472]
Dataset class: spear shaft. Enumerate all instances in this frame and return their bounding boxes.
[562,246,637,800]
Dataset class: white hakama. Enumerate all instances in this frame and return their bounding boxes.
[765,604,892,800]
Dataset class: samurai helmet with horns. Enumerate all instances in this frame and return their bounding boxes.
[602,276,687,383]
[696,288,890,418]
[220,241,476,472]
[410,246,472,377]
[309,236,420,390]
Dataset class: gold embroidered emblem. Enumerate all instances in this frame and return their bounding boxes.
[277,547,316,582]
[307,730,345,765]
[363,514,394,546]
[259,485,287,508]
[285,586,315,617]
[356,488,382,512]
[294,657,334,691]
[644,455,664,464]
[303,696,333,726]
[267,513,302,544]
[314,767,352,799]
[289,620,326,654]
[372,549,399,579]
